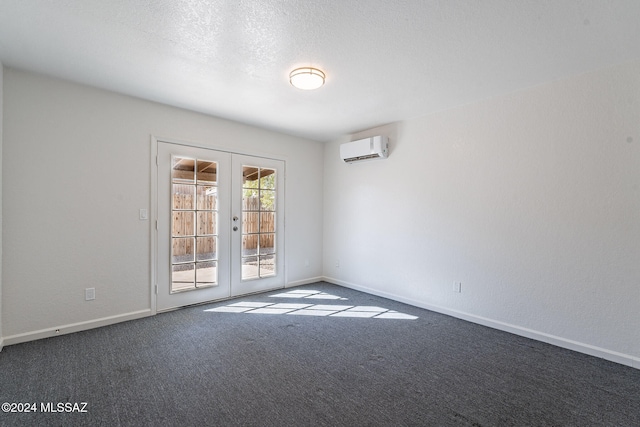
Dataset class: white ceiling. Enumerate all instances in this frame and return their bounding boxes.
[1,1,639,142]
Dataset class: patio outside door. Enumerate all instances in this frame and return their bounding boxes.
[156,142,284,311]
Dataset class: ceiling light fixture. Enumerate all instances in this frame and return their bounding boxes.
[289,67,325,90]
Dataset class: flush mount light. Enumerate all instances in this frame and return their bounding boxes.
[289,67,325,90]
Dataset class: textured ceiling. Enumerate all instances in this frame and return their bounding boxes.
[1,0,640,142]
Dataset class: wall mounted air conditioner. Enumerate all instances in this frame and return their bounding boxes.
[340,136,389,163]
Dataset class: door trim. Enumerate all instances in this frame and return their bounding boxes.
[150,136,287,314]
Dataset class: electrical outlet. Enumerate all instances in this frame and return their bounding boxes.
[453,282,461,293]
[335,259,340,268]
[85,288,96,301]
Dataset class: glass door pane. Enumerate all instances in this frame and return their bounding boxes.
[171,156,219,292]
[241,166,277,280]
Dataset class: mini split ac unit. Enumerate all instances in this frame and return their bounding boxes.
[340,136,389,163]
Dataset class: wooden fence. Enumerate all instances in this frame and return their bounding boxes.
[242,195,275,251]
[172,192,274,257]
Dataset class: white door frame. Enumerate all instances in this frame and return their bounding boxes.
[150,136,287,314]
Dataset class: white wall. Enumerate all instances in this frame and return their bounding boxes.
[0,63,3,351]
[2,68,324,343]
[324,62,640,367]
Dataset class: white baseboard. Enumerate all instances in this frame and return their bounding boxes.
[0,278,326,348]
[2,309,153,347]
[323,276,640,370]
[285,276,324,288]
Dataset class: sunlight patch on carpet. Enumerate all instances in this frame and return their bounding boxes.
[205,290,418,319]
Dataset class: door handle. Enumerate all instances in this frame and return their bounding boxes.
[233,226,238,231]
[233,216,239,222]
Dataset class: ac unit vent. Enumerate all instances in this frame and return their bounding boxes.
[344,153,384,162]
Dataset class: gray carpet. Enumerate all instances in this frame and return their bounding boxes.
[0,282,639,426]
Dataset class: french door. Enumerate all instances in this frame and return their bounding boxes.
[156,142,285,311]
